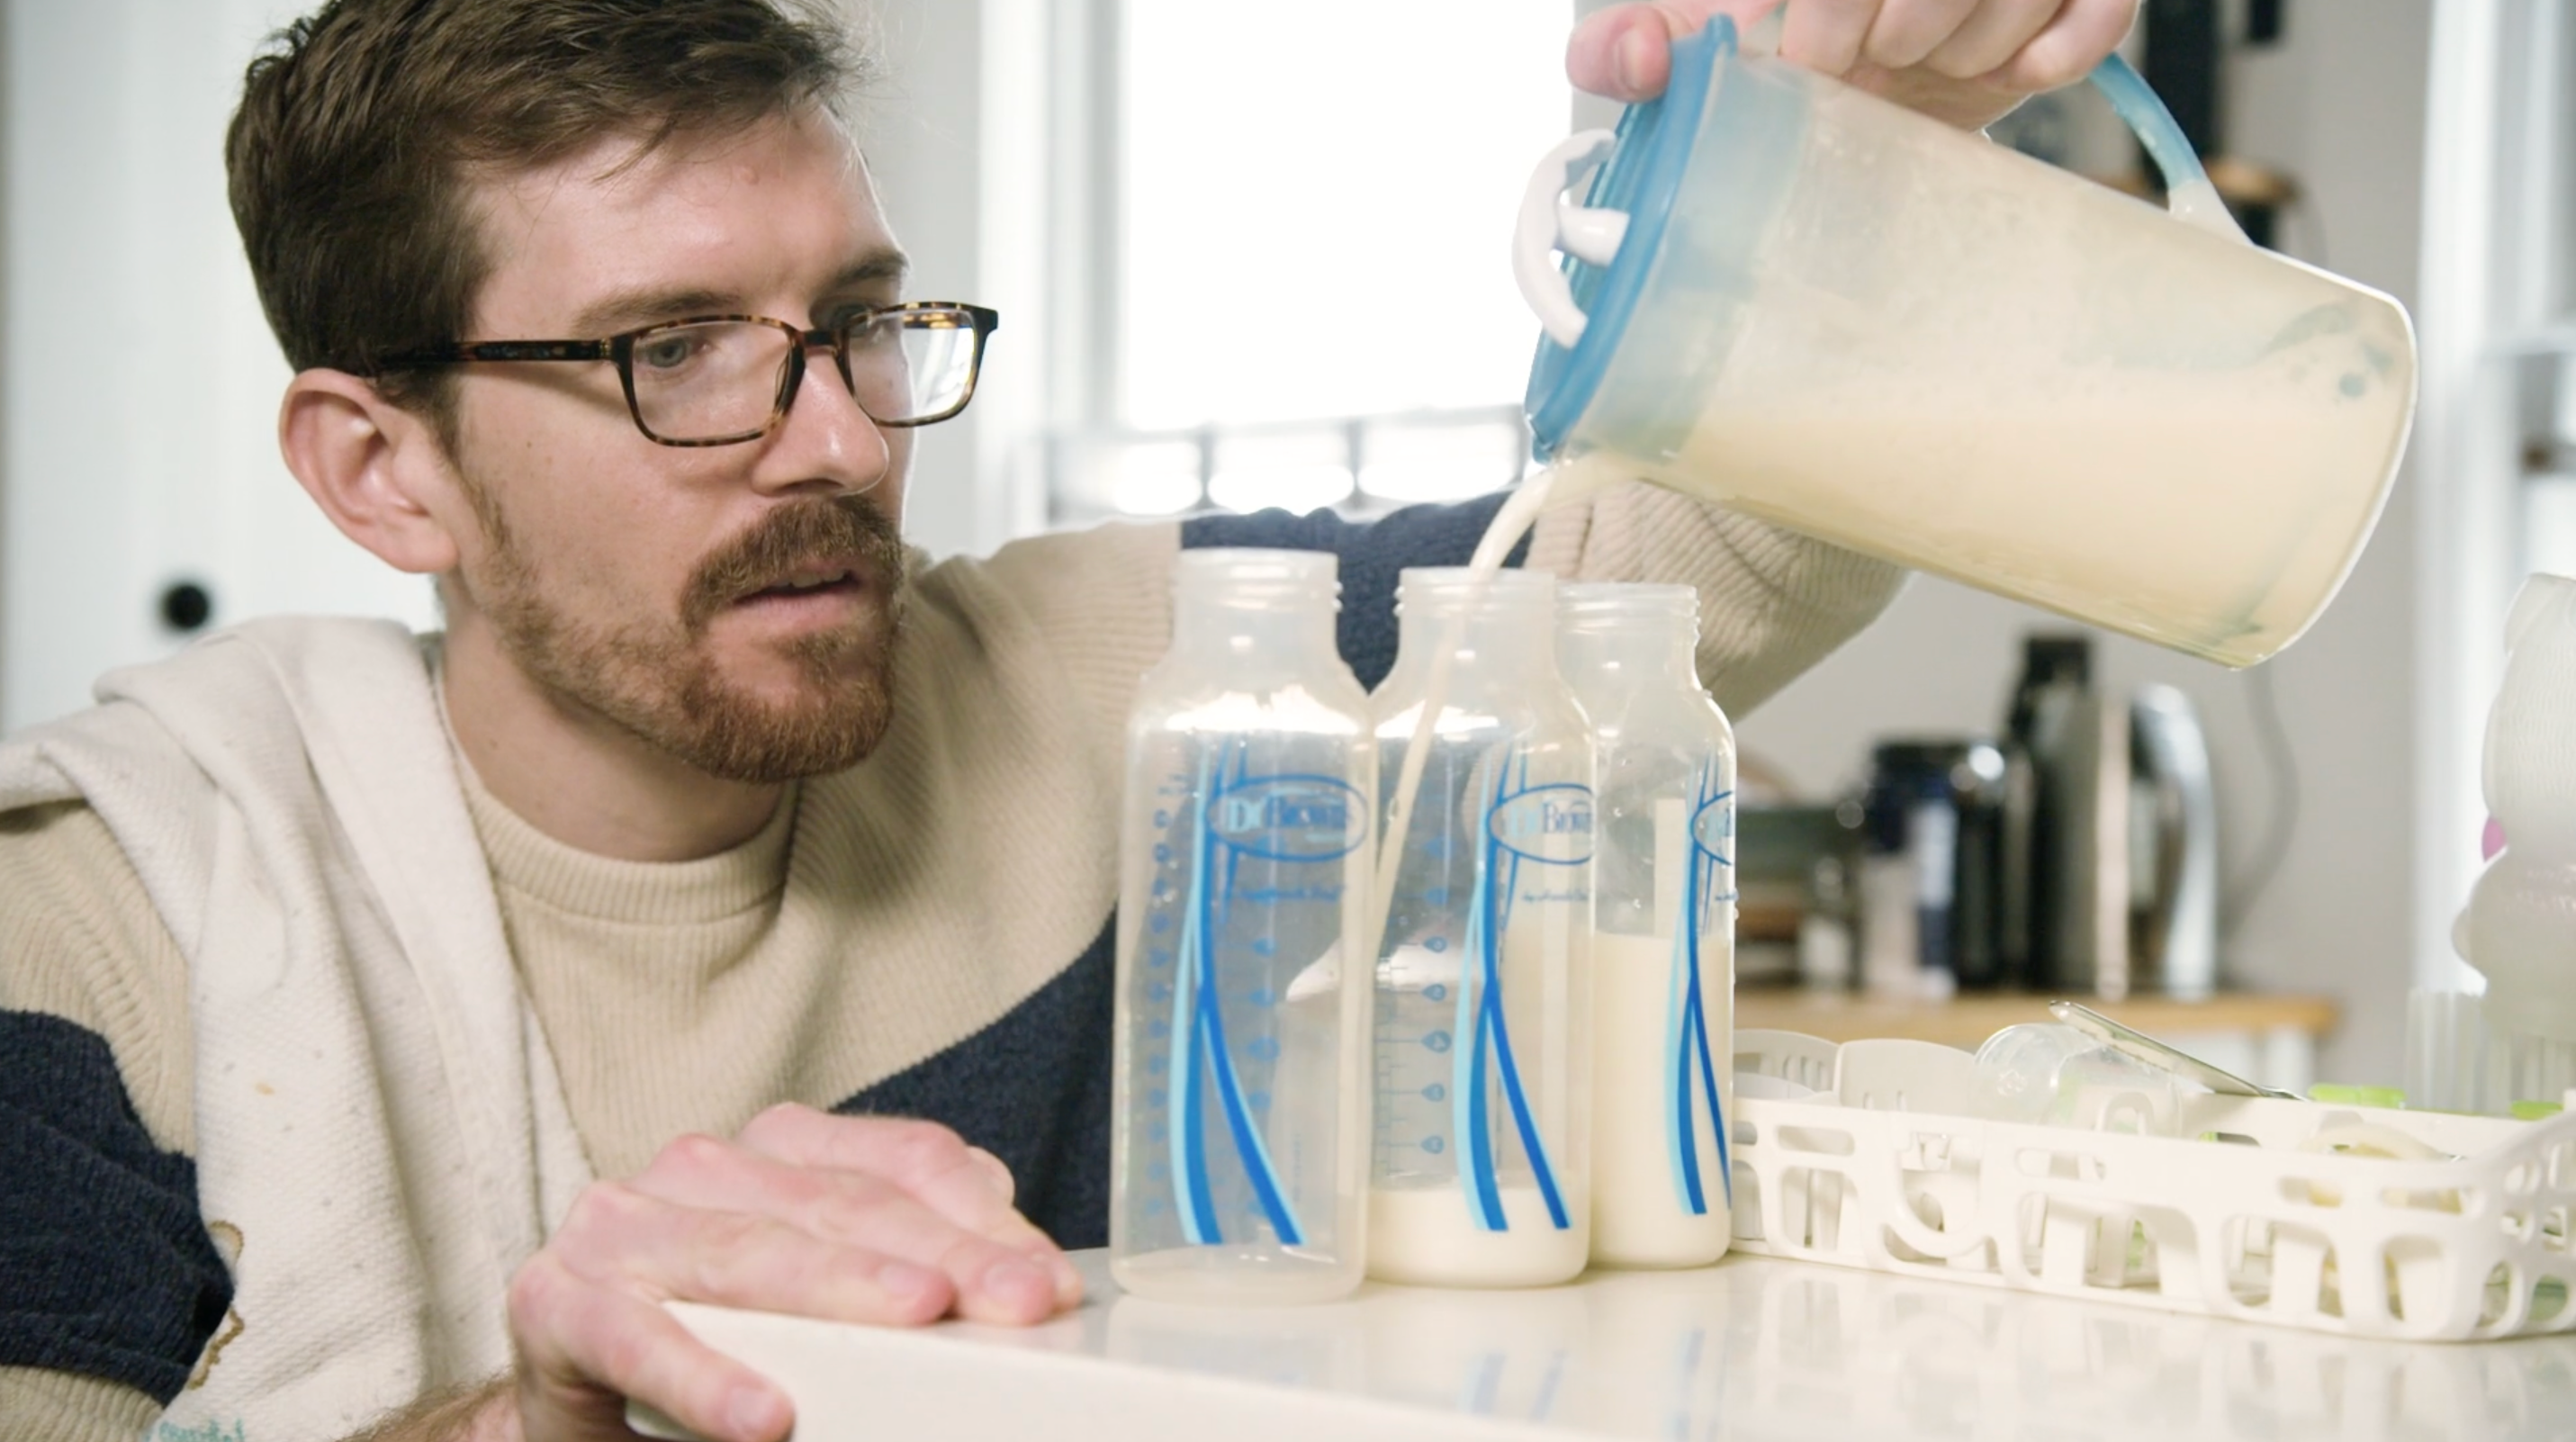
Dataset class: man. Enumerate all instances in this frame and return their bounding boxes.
[0,0,2135,1438]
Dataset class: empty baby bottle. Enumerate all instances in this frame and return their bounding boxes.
[1367,567,1595,1287]
[1968,1023,2190,1136]
[1559,582,1736,1269]
[1111,550,1374,1304]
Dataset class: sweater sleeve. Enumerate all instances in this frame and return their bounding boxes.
[1521,481,1906,716]
[0,801,230,1425]
[0,1364,165,1442]
[1183,486,1904,713]
[920,520,1182,756]
[921,483,1897,759]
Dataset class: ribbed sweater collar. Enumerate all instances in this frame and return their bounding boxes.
[434,663,798,925]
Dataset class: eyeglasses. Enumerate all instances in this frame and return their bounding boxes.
[374,302,1000,447]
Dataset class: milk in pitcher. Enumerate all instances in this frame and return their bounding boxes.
[1516,21,2414,669]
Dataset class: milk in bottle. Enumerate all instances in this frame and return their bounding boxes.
[1366,567,1594,1287]
[1559,583,1735,1268]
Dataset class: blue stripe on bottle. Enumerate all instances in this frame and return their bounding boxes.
[1700,771,1734,1210]
[1169,743,1306,1248]
[1171,750,1220,1243]
[1196,985,1303,1243]
[1667,914,1704,1214]
[1687,920,1731,1212]
[1665,765,1734,1215]
[1457,782,1506,1231]
[1456,753,1572,1232]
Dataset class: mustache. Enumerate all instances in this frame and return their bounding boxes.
[680,495,908,633]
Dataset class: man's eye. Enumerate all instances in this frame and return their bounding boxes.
[635,334,703,371]
[842,314,905,350]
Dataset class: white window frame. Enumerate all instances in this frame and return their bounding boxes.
[2414,0,2576,987]
[978,0,1576,532]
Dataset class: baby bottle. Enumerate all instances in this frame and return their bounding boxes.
[1366,567,1595,1287]
[1559,582,1735,1268]
[1966,1023,2191,1136]
[1111,550,1374,1304]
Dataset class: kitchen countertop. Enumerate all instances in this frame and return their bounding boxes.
[641,1247,2576,1441]
[1735,988,2339,1050]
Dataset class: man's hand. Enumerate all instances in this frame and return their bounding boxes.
[1569,0,2140,131]
[500,1106,1081,1442]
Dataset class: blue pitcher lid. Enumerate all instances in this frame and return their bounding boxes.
[1523,17,1734,460]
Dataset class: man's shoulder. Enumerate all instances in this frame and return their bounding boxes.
[0,616,435,807]
[0,793,194,1155]
[911,518,1178,617]
[0,808,224,1415]
[0,791,107,842]
[883,521,1181,741]
[0,796,161,950]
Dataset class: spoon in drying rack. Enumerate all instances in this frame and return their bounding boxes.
[2049,999,2303,1101]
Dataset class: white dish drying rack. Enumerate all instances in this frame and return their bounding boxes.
[1727,1029,2576,1341]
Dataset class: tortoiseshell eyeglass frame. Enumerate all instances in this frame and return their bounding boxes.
[371,302,1001,448]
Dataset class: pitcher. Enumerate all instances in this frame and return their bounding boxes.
[1515,18,2415,668]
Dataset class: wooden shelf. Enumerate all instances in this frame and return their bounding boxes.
[1735,988,2340,1052]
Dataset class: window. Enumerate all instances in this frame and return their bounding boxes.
[1051,0,1574,522]
[2499,4,2576,585]
[2415,0,2576,986]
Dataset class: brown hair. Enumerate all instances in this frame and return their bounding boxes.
[226,0,863,417]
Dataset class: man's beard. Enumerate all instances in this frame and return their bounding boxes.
[466,490,911,784]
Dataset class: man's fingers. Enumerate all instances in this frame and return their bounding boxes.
[965,1144,1016,1205]
[631,1135,1064,1324]
[1566,0,2132,135]
[1864,0,1986,72]
[738,1107,1027,1234]
[1993,0,2135,92]
[509,1251,793,1442]
[1565,7,1673,102]
[1779,0,1879,77]
[1921,0,2068,79]
[548,1179,956,1323]
[1565,0,2131,134]
[732,1107,1081,1307]
[501,1155,1039,1442]
[1565,1,1752,102]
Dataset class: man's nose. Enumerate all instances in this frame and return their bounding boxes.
[755,345,893,495]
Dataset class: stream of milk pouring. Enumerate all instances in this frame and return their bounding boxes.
[1358,454,1627,978]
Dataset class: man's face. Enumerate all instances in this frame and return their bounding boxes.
[439,111,913,783]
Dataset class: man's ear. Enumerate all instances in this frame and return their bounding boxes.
[277,369,471,575]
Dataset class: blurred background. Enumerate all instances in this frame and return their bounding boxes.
[4,0,2568,1086]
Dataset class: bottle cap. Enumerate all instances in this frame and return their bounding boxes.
[1521,19,1761,462]
[1393,566,1554,614]
[1172,548,1339,608]
[1558,581,1698,628]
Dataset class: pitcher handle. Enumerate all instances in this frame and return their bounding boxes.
[1512,130,1629,347]
[2087,54,2249,243]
